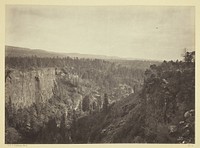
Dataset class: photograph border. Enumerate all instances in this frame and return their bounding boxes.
[0,0,199,148]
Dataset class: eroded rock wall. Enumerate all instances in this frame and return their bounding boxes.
[5,68,56,109]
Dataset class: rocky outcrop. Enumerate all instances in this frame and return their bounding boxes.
[5,68,56,109]
[5,67,104,111]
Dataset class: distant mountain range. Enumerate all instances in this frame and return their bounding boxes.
[5,45,161,62]
[5,46,123,60]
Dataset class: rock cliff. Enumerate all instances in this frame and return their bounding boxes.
[5,68,56,109]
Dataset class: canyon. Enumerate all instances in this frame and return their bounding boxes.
[5,47,195,144]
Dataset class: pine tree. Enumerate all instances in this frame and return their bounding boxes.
[103,93,109,112]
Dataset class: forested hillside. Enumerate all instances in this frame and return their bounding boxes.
[5,48,195,144]
[69,51,195,143]
[6,45,160,70]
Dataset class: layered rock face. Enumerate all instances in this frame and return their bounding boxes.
[5,67,104,112]
[5,67,105,122]
[5,68,56,109]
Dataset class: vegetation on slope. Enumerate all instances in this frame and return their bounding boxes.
[69,51,195,143]
[5,49,195,144]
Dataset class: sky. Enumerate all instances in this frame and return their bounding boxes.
[6,5,195,61]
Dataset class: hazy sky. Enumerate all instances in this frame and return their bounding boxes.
[6,5,194,60]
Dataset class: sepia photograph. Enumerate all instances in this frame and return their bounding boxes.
[5,5,195,144]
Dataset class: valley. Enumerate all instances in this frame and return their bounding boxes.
[5,46,195,144]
